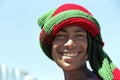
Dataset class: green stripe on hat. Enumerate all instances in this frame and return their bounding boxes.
[38,8,57,29]
[41,10,100,35]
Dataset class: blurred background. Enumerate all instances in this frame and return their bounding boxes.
[0,0,120,80]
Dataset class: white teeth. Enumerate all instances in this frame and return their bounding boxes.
[63,52,79,57]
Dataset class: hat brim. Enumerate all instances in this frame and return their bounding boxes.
[51,17,100,39]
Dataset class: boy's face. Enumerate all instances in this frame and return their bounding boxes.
[52,25,88,71]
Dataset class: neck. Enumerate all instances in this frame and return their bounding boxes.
[63,64,92,80]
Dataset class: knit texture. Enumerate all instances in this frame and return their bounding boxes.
[38,3,120,80]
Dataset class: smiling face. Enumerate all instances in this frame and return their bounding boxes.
[52,25,88,71]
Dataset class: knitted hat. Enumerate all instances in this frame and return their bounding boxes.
[38,3,120,80]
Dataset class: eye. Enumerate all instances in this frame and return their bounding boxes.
[55,34,67,39]
[75,34,86,39]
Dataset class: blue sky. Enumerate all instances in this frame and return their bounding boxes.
[0,0,120,80]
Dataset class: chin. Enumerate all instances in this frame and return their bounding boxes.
[59,62,79,71]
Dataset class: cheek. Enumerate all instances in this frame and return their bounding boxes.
[52,40,64,54]
[52,41,60,53]
[52,45,57,59]
[84,44,88,52]
[52,43,60,61]
[81,39,88,48]
[52,45,63,68]
[77,41,88,51]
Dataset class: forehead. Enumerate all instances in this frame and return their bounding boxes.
[59,25,86,32]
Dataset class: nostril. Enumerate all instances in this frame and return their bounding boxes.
[64,39,76,47]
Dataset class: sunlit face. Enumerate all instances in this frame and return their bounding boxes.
[52,25,88,71]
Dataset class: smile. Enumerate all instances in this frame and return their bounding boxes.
[60,52,80,57]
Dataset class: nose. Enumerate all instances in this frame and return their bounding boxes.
[64,39,76,49]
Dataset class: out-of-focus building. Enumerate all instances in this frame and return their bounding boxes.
[0,64,37,80]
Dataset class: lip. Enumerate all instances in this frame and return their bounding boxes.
[59,52,80,57]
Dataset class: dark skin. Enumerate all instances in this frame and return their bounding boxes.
[52,26,100,80]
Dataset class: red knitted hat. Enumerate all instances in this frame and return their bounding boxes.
[38,3,101,45]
